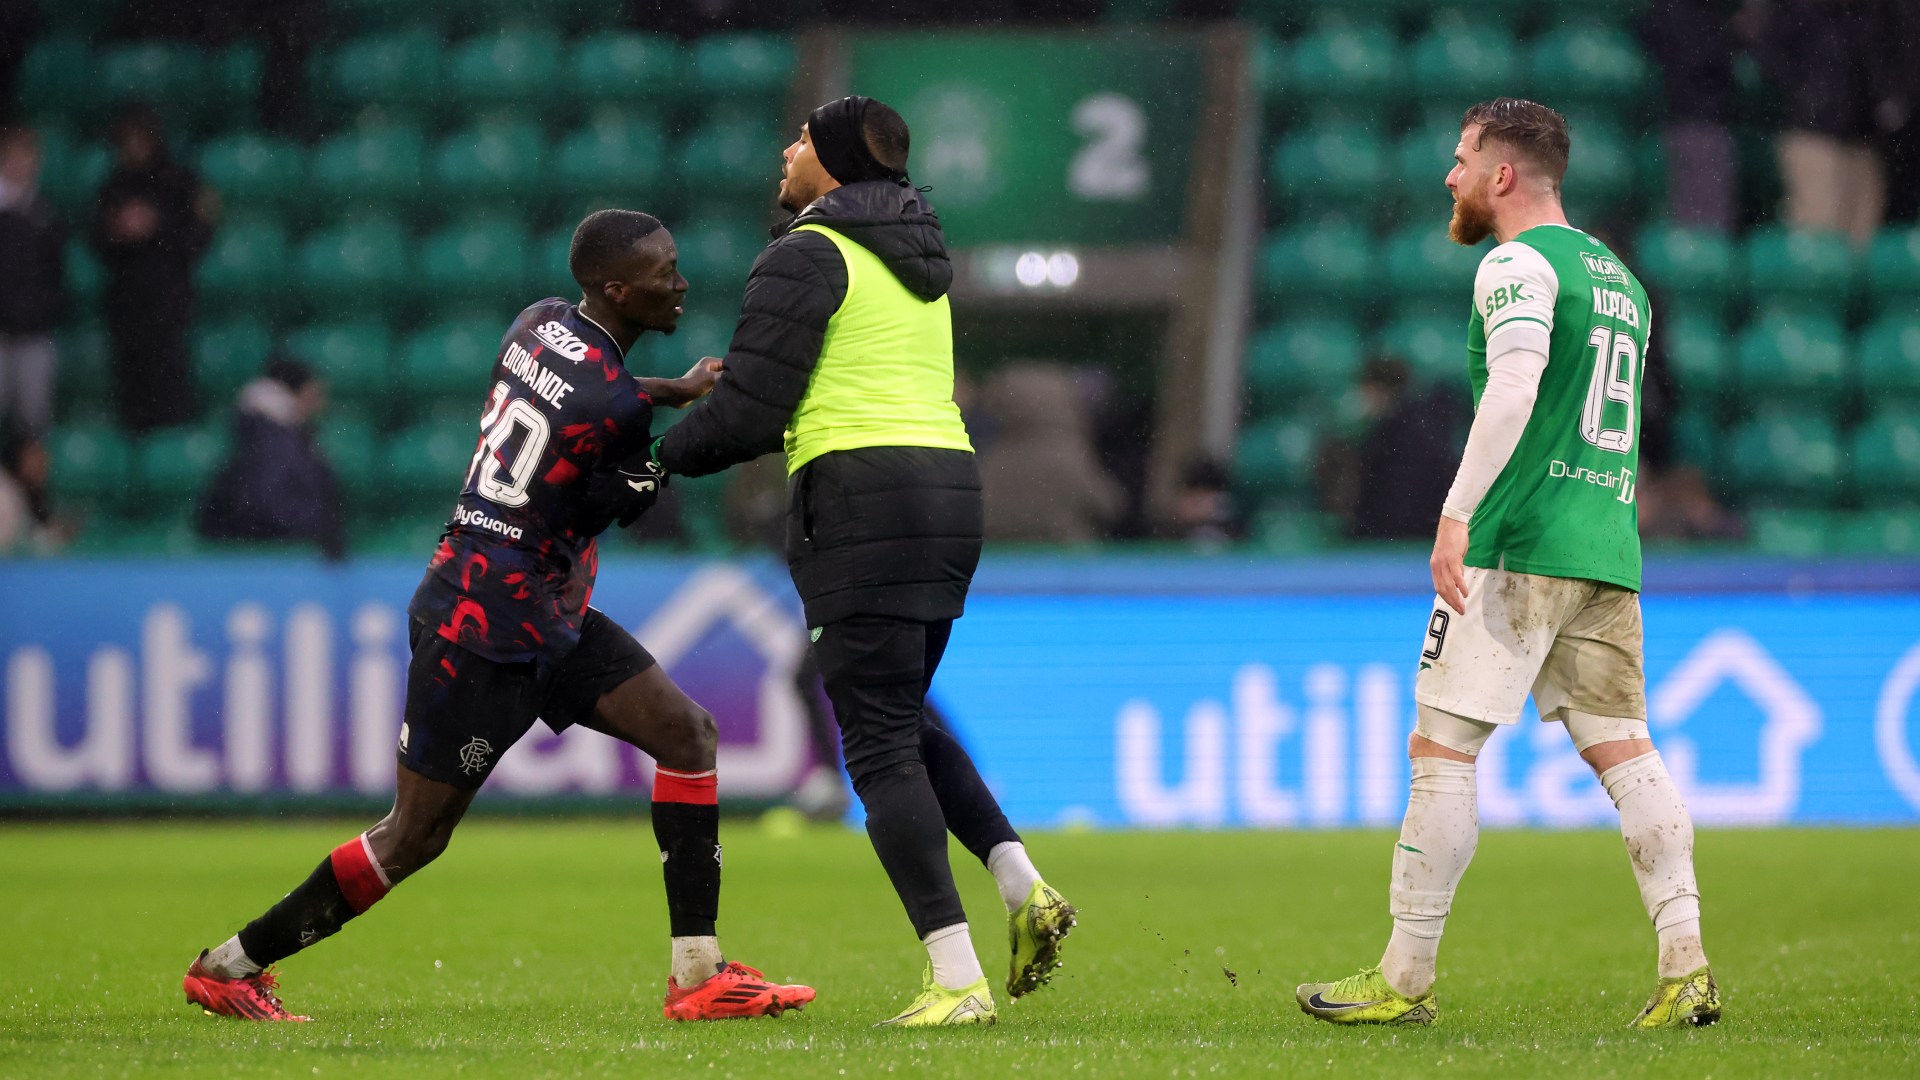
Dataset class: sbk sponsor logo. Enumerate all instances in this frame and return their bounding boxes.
[533,320,590,361]
[453,504,526,541]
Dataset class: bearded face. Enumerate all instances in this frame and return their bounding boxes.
[1448,171,1496,246]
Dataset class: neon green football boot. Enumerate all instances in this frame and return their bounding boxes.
[1629,966,1721,1029]
[875,967,997,1028]
[1295,966,1437,1026]
[1007,880,1077,998]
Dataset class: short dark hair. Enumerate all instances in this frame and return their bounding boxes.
[568,209,664,289]
[861,100,910,174]
[1461,98,1570,191]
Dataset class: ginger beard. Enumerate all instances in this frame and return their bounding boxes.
[1448,171,1496,246]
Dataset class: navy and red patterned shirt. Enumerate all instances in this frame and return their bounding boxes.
[407,298,653,665]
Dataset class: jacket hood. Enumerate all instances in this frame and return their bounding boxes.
[787,181,952,302]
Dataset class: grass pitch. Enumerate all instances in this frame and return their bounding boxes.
[2,821,1916,1078]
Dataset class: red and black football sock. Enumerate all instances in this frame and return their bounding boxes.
[235,834,393,967]
[653,766,721,938]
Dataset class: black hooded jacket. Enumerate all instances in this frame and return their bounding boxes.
[657,180,983,627]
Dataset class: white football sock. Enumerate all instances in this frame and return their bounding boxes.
[1601,751,1708,978]
[922,922,985,990]
[987,841,1042,912]
[1379,756,1479,998]
[202,935,262,979]
[671,935,724,987]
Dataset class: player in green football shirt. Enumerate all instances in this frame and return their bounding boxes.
[1296,99,1719,1030]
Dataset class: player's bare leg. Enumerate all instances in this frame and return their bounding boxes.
[184,766,477,1020]
[1573,724,1718,1027]
[580,666,815,1019]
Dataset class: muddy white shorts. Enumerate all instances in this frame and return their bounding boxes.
[1412,566,1646,726]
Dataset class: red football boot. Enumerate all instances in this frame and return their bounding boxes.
[182,951,311,1021]
[662,961,815,1020]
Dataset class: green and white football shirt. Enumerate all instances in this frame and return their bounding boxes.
[1464,224,1650,591]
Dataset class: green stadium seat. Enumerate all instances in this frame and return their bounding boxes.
[1407,22,1520,104]
[65,242,105,306]
[17,37,99,125]
[195,219,289,308]
[296,220,413,309]
[1859,317,1920,403]
[417,220,531,304]
[1287,25,1400,112]
[1557,121,1636,214]
[399,319,506,400]
[314,411,382,500]
[136,426,229,503]
[198,133,308,211]
[382,420,481,503]
[1245,319,1363,406]
[1234,414,1321,494]
[1744,228,1856,313]
[1735,314,1850,407]
[1865,227,1920,310]
[1832,509,1920,555]
[1389,125,1461,218]
[1246,506,1331,553]
[674,216,764,295]
[38,130,111,217]
[445,29,565,114]
[1659,314,1734,409]
[1383,225,1484,315]
[285,322,393,403]
[551,114,668,199]
[99,42,209,125]
[529,225,576,300]
[687,34,795,103]
[1724,412,1844,505]
[1258,223,1374,310]
[1526,25,1649,111]
[1269,124,1388,218]
[318,32,442,111]
[572,32,683,104]
[49,424,131,505]
[1376,314,1465,386]
[1635,225,1741,316]
[1747,509,1835,557]
[676,117,782,200]
[431,121,546,202]
[1849,411,1920,505]
[192,319,273,400]
[55,324,111,417]
[310,125,426,205]
[1669,408,1721,473]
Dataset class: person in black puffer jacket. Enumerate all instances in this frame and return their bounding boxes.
[648,97,1074,1024]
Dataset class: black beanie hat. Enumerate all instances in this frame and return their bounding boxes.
[806,95,907,186]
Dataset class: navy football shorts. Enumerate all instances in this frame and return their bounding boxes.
[398,608,656,788]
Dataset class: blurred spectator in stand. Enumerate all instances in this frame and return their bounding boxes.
[0,124,63,460]
[1639,0,1740,231]
[1162,458,1243,547]
[196,358,345,559]
[978,361,1124,544]
[1639,298,1743,540]
[89,103,214,434]
[1751,0,1910,244]
[1338,356,1469,541]
[0,434,60,553]
[1876,1,1920,223]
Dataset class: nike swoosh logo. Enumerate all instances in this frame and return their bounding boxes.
[627,479,655,494]
[1308,992,1386,1011]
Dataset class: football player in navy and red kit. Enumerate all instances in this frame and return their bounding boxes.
[180,210,814,1022]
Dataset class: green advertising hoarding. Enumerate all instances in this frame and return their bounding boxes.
[845,33,1207,247]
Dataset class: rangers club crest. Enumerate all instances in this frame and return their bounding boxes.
[458,737,494,776]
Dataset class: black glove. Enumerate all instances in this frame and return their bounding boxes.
[585,446,669,529]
